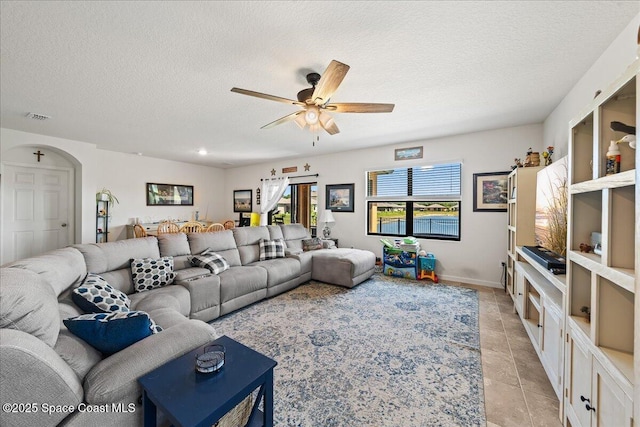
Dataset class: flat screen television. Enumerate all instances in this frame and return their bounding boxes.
[523,156,568,272]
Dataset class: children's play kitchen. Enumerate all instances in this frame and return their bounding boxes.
[381,237,438,283]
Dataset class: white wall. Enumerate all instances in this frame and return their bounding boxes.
[94,150,226,240]
[1,128,226,244]
[225,123,543,288]
[543,13,640,156]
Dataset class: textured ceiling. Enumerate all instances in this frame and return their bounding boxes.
[1,1,638,168]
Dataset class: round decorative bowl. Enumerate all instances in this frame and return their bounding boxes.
[195,344,225,374]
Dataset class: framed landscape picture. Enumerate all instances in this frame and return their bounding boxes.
[233,189,253,213]
[473,172,509,212]
[326,183,355,212]
[394,146,423,161]
[146,183,193,206]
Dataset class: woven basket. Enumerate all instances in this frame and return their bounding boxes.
[213,394,253,427]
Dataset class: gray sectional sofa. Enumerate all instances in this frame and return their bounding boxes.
[0,224,375,427]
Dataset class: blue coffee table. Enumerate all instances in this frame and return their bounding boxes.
[138,335,277,427]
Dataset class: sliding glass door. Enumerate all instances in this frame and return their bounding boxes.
[275,182,317,233]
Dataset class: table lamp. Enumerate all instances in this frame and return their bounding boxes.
[320,210,336,238]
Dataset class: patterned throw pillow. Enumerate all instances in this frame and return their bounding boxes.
[259,238,286,261]
[302,237,323,251]
[130,256,175,293]
[63,311,162,355]
[189,249,230,274]
[72,273,130,313]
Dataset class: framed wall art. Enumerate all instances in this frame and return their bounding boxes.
[472,172,510,212]
[146,183,194,206]
[326,183,354,212]
[394,146,423,161]
[233,189,253,213]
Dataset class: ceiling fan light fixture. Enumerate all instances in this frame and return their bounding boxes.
[309,123,321,133]
[294,114,307,129]
[319,111,334,128]
[304,106,319,125]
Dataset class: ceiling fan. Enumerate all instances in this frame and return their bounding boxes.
[231,60,394,135]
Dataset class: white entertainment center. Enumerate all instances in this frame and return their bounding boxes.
[506,58,638,426]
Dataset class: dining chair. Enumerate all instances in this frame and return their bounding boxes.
[133,224,147,238]
[206,223,225,232]
[178,221,204,233]
[156,221,180,235]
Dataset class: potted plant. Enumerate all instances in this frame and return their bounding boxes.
[96,188,119,205]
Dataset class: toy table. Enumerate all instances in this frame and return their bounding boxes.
[417,253,439,283]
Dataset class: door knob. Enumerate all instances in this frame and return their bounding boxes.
[61,223,67,227]
[580,395,590,403]
[585,403,596,412]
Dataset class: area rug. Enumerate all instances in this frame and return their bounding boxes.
[211,274,485,426]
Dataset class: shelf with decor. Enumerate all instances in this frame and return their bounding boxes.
[563,58,637,427]
[96,200,109,243]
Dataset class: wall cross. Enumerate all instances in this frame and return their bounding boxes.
[33,150,45,162]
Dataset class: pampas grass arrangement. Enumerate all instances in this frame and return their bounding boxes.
[542,174,568,257]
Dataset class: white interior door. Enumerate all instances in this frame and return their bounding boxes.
[1,164,73,264]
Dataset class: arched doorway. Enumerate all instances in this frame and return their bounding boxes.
[1,145,77,264]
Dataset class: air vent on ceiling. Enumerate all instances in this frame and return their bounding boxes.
[25,112,51,120]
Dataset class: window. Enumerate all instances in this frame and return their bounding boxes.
[366,163,461,240]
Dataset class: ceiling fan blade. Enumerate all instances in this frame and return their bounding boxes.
[311,60,350,105]
[231,87,305,106]
[325,102,395,113]
[260,111,304,129]
[321,120,340,135]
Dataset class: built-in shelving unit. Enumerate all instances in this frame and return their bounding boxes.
[563,59,637,427]
[507,164,566,406]
[506,59,638,426]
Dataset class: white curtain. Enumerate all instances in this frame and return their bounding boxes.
[260,177,289,226]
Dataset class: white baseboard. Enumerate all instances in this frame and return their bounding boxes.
[437,274,503,289]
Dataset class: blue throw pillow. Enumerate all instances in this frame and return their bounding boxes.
[63,311,162,355]
[72,273,130,313]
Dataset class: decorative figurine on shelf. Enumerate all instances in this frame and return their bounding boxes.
[542,146,554,166]
[99,209,107,216]
[580,306,591,323]
[523,148,541,167]
[610,121,636,150]
[617,134,636,149]
[579,243,594,253]
[511,158,523,170]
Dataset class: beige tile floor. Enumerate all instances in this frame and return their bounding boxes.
[452,282,563,427]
